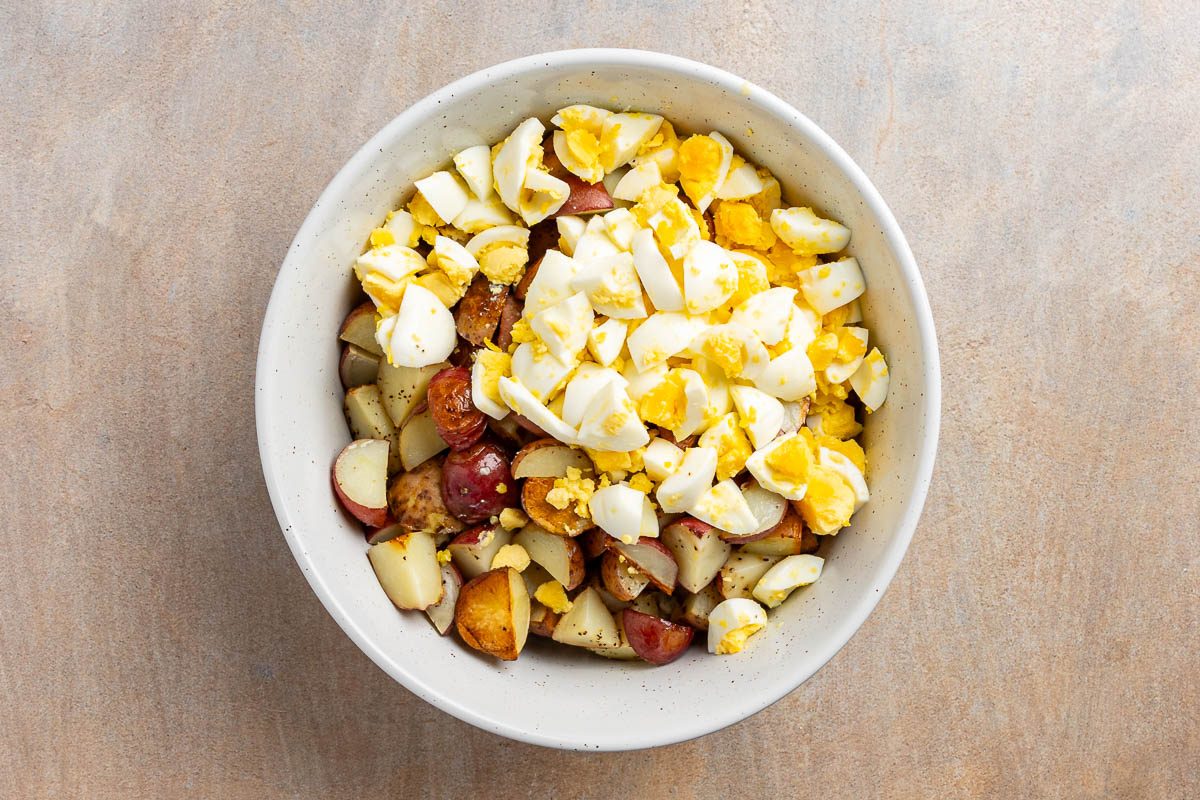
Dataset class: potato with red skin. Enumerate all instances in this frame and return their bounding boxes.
[579,528,611,560]
[620,609,695,665]
[455,274,509,345]
[543,134,614,216]
[601,549,651,601]
[522,477,593,536]
[513,256,541,302]
[447,339,478,368]
[387,459,465,537]
[427,366,486,451]
[441,440,514,523]
[495,294,523,349]
[526,219,559,272]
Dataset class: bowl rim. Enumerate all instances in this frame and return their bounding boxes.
[256,47,941,751]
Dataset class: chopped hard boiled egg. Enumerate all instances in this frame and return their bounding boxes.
[510,342,575,402]
[571,252,647,319]
[797,257,866,315]
[354,245,426,315]
[752,554,824,608]
[497,376,579,443]
[626,312,707,372]
[452,195,515,233]
[492,117,570,224]
[770,206,851,255]
[612,160,663,202]
[849,347,889,411]
[589,483,657,543]
[631,228,685,311]
[561,364,627,428]
[716,156,766,200]
[795,464,856,535]
[522,249,580,315]
[678,132,733,212]
[745,432,814,501]
[414,171,470,224]
[729,286,797,346]
[453,144,494,200]
[465,225,531,285]
[576,380,650,452]
[729,384,785,449]
[642,437,684,482]
[599,112,665,171]
[656,446,718,513]
[555,215,587,256]
[530,291,593,363]
[754,346,818,401]
[471,349,511,420]
[432,235,480,293]
[698,412,753,481]
[637,368,708,441]
[689,479,758,535]
[586,317,628,367]
[823,326,869,383]
[683,240,739,314]
[818,447,869,510]
[707,598,767,654]
[377,283,457,368]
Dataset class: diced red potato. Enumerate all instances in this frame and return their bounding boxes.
[521,477,593,537]
[386,459,465,538]
[526,219,560,271]
[654,590,681,620]
[454,567,530,661]
[377,361,445,428]
[589,612,640,660]
[365,521,403,546]
[398,408,449,471]
[427,367,487,451]
[716,550,783,600]
[338,301,383,356]
[331,439,391,527]
[454,275,510,345]
[447,338,479,368]
[339,344,380,389]
[424,561,463,635]
[579,528,611,560]
[495,294,523,349]
[367,532,443,610]
[529,601,561,638]
[742,510,819,556]
[630,592,659,617]
[542,135,615,217]
[606,537,677,593]
[344,384,401,474]
[513,524,586,590]
[551,587,620,648]
[621,609,695,665]
[589,574,633,613]
[511,413,551,439]
[447,523,513,579]
[600,549,651,602]
[511,439,595,479]
[513,255,541,302]
[520,562,556,596]
[660,517,732,593]
[486,413,527,448]
[441,440,514,523]
[677,584,722,630]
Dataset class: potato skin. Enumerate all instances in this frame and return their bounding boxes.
[386,459,465,537]
[522,477,593,537]
[454,274,509,346]
[455,568,527,661]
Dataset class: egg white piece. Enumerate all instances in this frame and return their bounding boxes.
[453,144,494,200]
[603,208,640,251]
[519,167,570,225]
[744,433,808,501]
[804,413,825,435]
[561,363,627,428]
[470,353,510,420]
[464,224,531,258]
[612,160,662,202]
[630,228,684,312]
[715,159,765,200]
[754,347,818,401]
[497,376,579,444]
[797,258,866,315]
[770,207,851,255]
[491,117,545,214]
[530,291,593,363]
[642,437,685,482]
[572,216,623,265]
[819,448,869,509]
[729,384,785,449]
[522,250,580,316]
[729,287,797,346]
[383,210,421,248]
[843,298,863,324]
[824,326,869,383]
[689,479,758,535]
[707,598,768,654]
[694,131,734,212]
[683,240,738,314]
[383,283,458,368]
[414,171,470,224]
[510,342,576,402]
[849,347,889,411]
[354,245,426,285]
[647,196,701,261]
[656,446,718,513]
[570,252,648,319]
[589,484,654,544]
[779,400,808,435]
[551,104,611,131]
[599,112,665,171]
[586,317,627,367]
[622,360,668,401]
[688,323,770,381]
[690,356,733,421]
[752,554,824,608]
[552,129,603,184]
[576,380,649,452]
[626,312,707,373]
[432,235,480,287]
[451,195,515,234]
[555,216,587,256]
[672,368,710,440]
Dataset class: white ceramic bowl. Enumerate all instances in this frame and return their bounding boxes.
[257,49,940,751]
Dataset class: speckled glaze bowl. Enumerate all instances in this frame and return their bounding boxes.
[256,49,940,751]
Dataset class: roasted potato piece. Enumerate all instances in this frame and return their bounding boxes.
[454,567,530,661]
[454,274,509,345]
[386,459,464,537]
[495,294,523,349]
[521,477,593,537]
[427,367,486,451]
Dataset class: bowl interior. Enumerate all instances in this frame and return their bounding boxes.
[257,50,939,751]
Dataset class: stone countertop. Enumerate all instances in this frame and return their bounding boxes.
[2,2,1197,797]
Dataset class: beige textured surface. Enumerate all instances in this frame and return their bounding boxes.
[2,2,1198,797]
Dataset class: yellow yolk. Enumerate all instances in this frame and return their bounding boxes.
[565,128,602,173]
[678,135,723,206]
[714,202,777,250]
[359,272,407,316]
[627,472,654,493]
[507,318,536,348]
[797,465,856,533]
[763,435,814,484]
[817,434,867,474]
[498,507,530,530]
[475,349,510,408]
[369,228,396,248]
[728,253,770,309]
[715,622,764,655]
[636,120,681,182]
[535,581,573,614]
[823,305,853,328]
[807,332,839,370]
[585,447,643,474]
[490,543,531,571]
[638,371,688,431]
[478,244,528,285]
[412,272,460,306]
[746,170,782,218]
[836,327,868,361]
[436,549,452,564]
[812,393,862,440]
[547,467,596,517]
[408,192,443,226]
[700,331,744,378]
[705,416,753,481]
